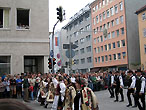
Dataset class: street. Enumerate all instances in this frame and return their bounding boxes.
[23,89,140,110]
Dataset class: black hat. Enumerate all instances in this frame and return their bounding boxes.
[128,70,133,74]
[137,69,142,73]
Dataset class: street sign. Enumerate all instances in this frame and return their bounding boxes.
[63,44,69,49]
[63,43,78,49]
[57,60,62,66]
[65,49,75,58]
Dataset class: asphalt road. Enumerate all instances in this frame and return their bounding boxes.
[22,89,140,110]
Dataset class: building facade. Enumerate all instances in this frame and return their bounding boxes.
[90,0,146,71]
[0,0,49,75]
[136,5,146,70]
[62,4,93,73]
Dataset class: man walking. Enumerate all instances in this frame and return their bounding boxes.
[126,70,136,107]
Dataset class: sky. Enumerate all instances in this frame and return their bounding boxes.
[49,0,94,32]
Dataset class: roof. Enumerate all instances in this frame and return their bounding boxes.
[135,5,146,14]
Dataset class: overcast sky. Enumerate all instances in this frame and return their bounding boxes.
[49,0,94,32]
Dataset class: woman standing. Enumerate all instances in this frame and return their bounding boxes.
[74,77,99,110]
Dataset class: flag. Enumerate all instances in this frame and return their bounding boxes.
[55,37,59,46]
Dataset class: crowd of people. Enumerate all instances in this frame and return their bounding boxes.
[0,69,145,110]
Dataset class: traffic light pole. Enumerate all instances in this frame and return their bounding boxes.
[69,36,72,74]
[51,20,59,74]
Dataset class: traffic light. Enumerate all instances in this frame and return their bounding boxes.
[56,6,63,22]
[53,58,56,65]
[48,58,52,69]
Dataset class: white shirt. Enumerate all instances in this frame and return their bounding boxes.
[129,76,136,89]
[140,76,145,93]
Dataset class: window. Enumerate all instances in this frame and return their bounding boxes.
[104,35,107,41]
[117,53,121,59]
[113,42,116,49]
[98,57,100,63]
[100,36,103,42]
[108,33,111,39]
[117,41,120,47]
[86,46,91,52]
[107,22,110,28]
[97,47,100,53]
[93,18,96,25]
[113,54,116,60]
[86,24,90,30]
[101,56,104,62]
[105,55,108,61]
[75,50,79,55]
[115,18,119,25]
[105,45,107,51]
[81,58,85,64]
[143,28,146,37]
[69,25,72,31]
[115,5,118,14]
[99,2,102,8]
[17,8,30,29]
[108,44,111,50]
[122,52,126,59]
[79,18,83,24]
[87,57,92,63]
[106,9,110,18]
[99,14,102,22]
[75,40,78,45]
[103,11,106,20]
[101,46,103,52]
[85,14,90,21]
[0,8,10,28]
[97,27,99,32]
[74,32,77,37]
[109,55,112,61]
[94,48,97,53]
[80,28,84,34]
[95,5,98,11]
[111,20,114,27]
[103,24,106,29]
[96,15,99,23]
[100,26,102,31]
[103,0,105,5]
[120,16,124,23]
[119,2,123,11]
[112,31,115,38]
[110,7,114,16]
[95,57,97,63]
[116,29,119,37]
[97,37,100,42]
[121,40,125,47]
[142,13,146,20]
[0,56,11,74]
[86,35,91,41]
[121,27,124,35]
[80,38,85,44]
[93,7,95,12]
[94,28,97,34]
[80,48,85,54]
[94,38,96,44]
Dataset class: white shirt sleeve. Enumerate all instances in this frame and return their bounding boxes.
[140,77,145,93]
[111,76,114,85]
[60,82,66,102]
[52,78,58,88]
[129,76,136,89]
[119,76,124,87]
